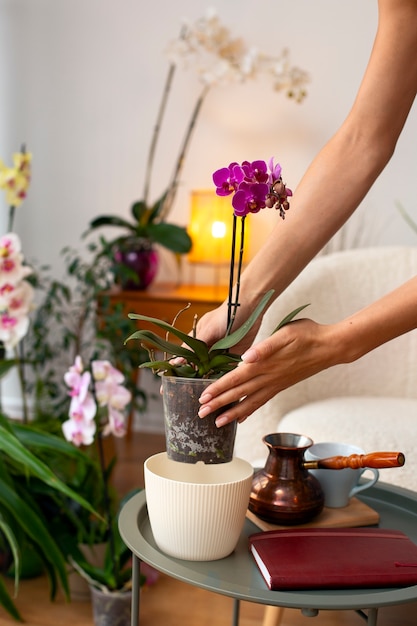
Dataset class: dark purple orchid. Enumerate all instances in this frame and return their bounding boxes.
[212,162,245,196]
[241,159,269,184]
[213,157,291,218]
[232,181,269,216]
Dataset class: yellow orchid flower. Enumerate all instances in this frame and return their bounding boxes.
[0,150,32,208]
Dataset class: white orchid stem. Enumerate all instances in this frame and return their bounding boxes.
[143,63,177,207]
[143,25,189,209]
[159,83,210,222]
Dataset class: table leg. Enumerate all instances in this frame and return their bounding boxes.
[232,598,240,626]
[131,554,141,626]
[355,608,379,625]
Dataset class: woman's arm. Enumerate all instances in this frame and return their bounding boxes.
[198,275,417,426]
[197,0,417,423]
[196,0,417,351]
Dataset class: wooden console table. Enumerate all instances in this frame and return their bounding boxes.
[99,282,228,339]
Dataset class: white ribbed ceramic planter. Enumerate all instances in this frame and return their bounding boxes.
[144,452,253,561]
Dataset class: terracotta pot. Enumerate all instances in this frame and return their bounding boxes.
[113,238,158,290]
[161,376,237,464]
[90,585,131,626]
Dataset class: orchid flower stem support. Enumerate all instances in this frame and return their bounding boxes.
[233,216,245,324]
[159,84,210,222]
[227,216,245,334]
[226,215,238,333]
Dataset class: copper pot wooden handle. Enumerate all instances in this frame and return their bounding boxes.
[303,451,405,470]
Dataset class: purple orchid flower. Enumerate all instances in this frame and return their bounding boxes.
[268,157,282,184]
[212,162,244,196]
[241,160,269,184]
[232,181,269,216]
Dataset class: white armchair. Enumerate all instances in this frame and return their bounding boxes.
[235,246,417,492]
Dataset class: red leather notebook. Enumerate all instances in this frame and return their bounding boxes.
[249,528,417,590]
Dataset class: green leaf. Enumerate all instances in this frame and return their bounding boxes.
[272,303,310,332]
[88,215,136,232]
[0,359,18,378]
[0,424,101,520]
[0,513,20,601]
[0,576,22,622]
[148,192,168,223]
[0,478,70,599]
[397,202,417,235]
[126,315,210,363]
[127,329,197,359]
[10,422,96,465]
[146,222,192,253]
[212,290,275,350]
[130,200,148,223]
[208,353,241,370]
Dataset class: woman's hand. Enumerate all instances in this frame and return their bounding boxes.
[195,299,264,356]
[198,319,339,426]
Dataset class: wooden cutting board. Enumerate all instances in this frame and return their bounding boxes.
[247,497,380,531]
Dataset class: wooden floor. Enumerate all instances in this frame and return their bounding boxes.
[2,432,417,626]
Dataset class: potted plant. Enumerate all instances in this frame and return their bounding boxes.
[0,153,154,622]
[84,198,192,291]
[58,355,153,626]
[84,10,308,290]
[0,412,102,621]
[125,158,308,464]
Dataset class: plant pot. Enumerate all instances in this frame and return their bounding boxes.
[68,543,107,601]
[144,452,253,560]
[113,238,159,290]
[90,585,131,626]
[161,376,237,464]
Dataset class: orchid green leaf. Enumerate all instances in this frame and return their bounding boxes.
[272,303,310,332]
[126,315,209,362]
[208,353,241,369]
[212,290,274,350]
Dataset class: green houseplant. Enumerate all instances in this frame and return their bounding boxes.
[0,148,152,621]
[0,412,101,621]
[125,158,308,463]
[84,10,308,290]
[59,355,148,626]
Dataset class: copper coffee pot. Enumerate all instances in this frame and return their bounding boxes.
[249,433,405,525]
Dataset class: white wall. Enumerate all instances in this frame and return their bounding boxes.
[1,0,416,431]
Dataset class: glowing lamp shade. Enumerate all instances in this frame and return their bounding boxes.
[188,190,249,265]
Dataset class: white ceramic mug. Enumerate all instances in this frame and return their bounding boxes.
[304,442,379,508]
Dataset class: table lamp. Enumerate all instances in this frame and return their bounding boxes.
[188,189,250,285]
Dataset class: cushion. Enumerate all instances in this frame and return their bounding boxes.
[277,397,417,492]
